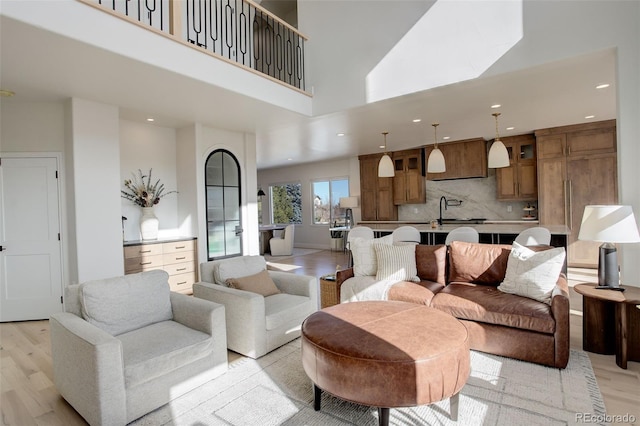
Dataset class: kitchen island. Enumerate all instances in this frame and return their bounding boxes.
[357,221,570,247]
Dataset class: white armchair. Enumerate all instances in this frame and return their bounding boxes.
[269,224,295,256]
[194,255,318,358]
[50,270,228,425]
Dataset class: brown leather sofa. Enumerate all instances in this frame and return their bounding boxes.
[335,241,570,369]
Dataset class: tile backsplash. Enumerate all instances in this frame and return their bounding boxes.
[398,173,536,222]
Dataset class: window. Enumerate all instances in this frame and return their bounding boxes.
[312,178,349,225]
[270,183,302,224]
[205,150,242,259]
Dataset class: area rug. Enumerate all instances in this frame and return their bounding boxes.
[132,339,607,426]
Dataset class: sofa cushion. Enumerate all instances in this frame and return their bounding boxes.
[448,241,512,285]
[415,244,447,284]
[498,242,566,304]
[265,293,313,330]
[387,280,445,305]
[117,320,213,388]
[79,270,173,336]
[351,235,393,276]
[374,243,420,283]
[431,282,556,334]
[226,270,281,297]
[215,256,267,285]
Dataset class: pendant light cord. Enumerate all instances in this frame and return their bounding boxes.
[493,112,501,141]
[432,123,439,148]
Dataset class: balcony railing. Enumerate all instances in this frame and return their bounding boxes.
[83,0,307,92]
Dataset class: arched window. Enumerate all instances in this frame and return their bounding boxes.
[205,150,242,259]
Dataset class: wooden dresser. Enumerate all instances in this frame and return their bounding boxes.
[123,237,197,294]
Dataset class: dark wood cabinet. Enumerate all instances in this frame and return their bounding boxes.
[359,154,397,221]
[392,148,425,205]
[425,138,487,180]
[536,120,617,267]
[496,134,537,201]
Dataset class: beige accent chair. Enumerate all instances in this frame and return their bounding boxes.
[50,270,228,426]
[269,224,295,256]
[195,255,318,358]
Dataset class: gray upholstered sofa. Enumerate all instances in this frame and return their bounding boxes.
[195,255,318,358]
[50,270,228,425]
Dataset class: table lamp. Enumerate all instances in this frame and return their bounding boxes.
[578,205,640,291]
[339,196,358,228]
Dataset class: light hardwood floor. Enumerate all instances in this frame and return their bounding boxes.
[1,249,639,425]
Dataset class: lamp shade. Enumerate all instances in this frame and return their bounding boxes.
[578,205,640,243]
[488,139,510,168]
[339,196,358,208]
[378,154,394,177]
[427,148,446,173]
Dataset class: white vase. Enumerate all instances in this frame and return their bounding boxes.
[140,207,159,240]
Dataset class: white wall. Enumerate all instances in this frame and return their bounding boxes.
[258,158,359,249]
[0,101,66,152]
[67,98,124,282]
[120,120,179,241]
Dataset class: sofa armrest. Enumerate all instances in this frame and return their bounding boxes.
[193,281,266,357]
[269,271,317,299]
[170,292,225,336]
[50,312,126,426]
[550,273,570,368]
[336,267,354,289]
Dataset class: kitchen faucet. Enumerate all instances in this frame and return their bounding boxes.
[439,196,447,226]
[439,197,463,225]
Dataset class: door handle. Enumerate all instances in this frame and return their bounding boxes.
[0,246,4,251]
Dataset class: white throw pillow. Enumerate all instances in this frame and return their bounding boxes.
[374,243,420,283]
[498,242,566,304]
[350,235,393,276]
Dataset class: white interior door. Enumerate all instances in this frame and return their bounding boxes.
[0,156,63,321]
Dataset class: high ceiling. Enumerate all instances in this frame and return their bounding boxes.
[1,15,617,170]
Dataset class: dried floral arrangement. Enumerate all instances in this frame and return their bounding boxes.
[121,168,177,207]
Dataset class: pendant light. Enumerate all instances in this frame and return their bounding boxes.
[378,131,394,177]
[427,122,446,173]
[488,112,510,168]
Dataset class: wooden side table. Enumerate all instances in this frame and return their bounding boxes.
[319,275,340,309]
[574,283,640,369]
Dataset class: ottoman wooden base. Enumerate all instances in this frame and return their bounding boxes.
[301,301,470,425]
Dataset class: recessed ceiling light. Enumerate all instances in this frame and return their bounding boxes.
[585,115,595,119]
[379,145,385,149]
[491,104,501,109]
[0,89,15,97]
[337,132,345,136]
[442,136,450,140]
[287,158,293,161]
[596,83,610,89]
[506,127,515,130]
[412,119,422,123]
[146,118,155,122]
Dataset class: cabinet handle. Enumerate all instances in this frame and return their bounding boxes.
[176,267,186,271]
[139,249,151,253]
[567,146,571,156]
[568,180,573,230]
[175,256,186,260]
[140,261,152,265]
[175,245,185,249]
[177,281,187,285]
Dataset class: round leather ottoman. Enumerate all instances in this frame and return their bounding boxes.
[301,301,470,426]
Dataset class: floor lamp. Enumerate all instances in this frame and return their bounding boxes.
[578,205,640,291]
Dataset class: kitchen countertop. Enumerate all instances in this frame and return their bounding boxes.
[357,221,571,235]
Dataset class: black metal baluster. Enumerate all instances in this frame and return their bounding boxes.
[146,0,156,27]
[238,2,248,66]
[224,1,233,59]
[208,0,219,53]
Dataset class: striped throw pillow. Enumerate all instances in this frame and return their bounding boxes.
[374,243,419,283]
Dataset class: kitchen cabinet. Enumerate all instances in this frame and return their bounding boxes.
[535,120,617,267]
[425,137,487,180]
[359,153,397,221]
[393,148,426,205]
[124,237,197,294]
[496,134,537,201]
